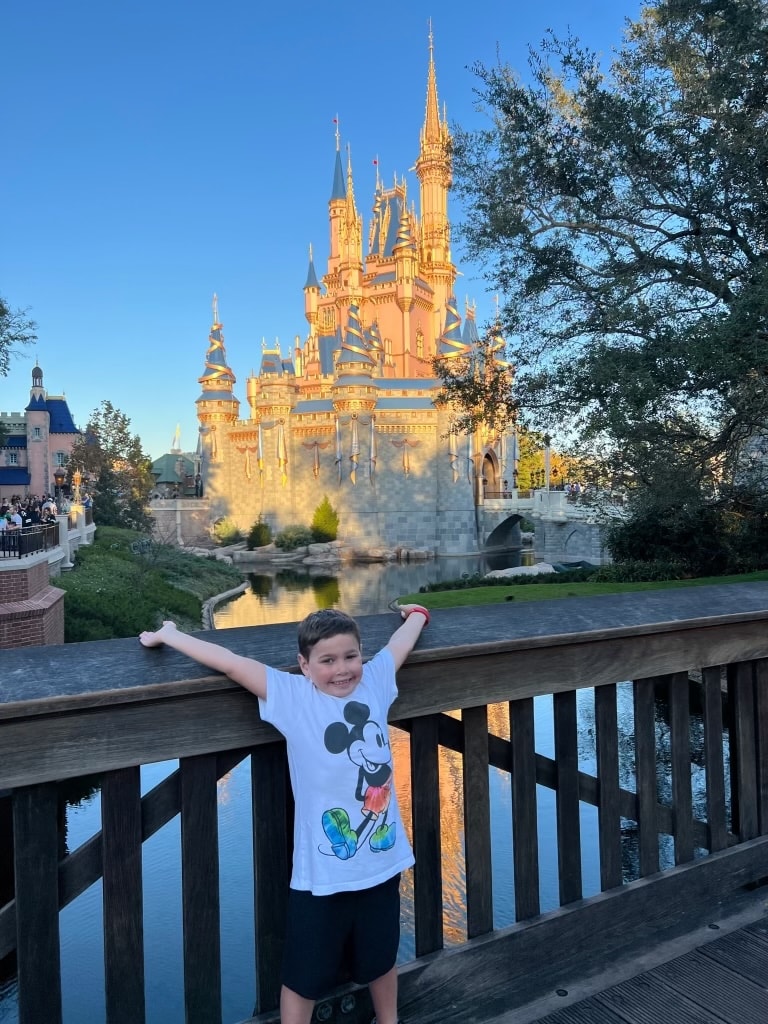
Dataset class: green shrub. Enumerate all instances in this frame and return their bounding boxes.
[274,524,314,551]
[311,496,339,542]
[247,517,273,550]
[418,567,596,593]
[57,525,241,640]
[213,517,243,546]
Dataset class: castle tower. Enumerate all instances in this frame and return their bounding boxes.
[393,187,419,373]
[195,295,240,465]
[25,362,51,496]
[327,123,346,279]
[415,26,455,345]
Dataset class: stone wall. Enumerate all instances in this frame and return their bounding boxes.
[150,499,212,547]
[0,553,65,648]
[532,517,610,565]
[202,407,483,556]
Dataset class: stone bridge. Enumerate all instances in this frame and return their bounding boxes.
[481,490,611,565]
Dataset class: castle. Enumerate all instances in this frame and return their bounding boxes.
[196,34,515,556]
[0,363,81,500]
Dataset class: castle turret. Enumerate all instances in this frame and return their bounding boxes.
[327,146,363,304]
[437,294,470,359]
[303,243,321,329]
[195,295,240,462]
[415,27,455,342]
[327,122,346,277]
[25,362,51,495]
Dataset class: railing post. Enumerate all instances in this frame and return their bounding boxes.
[13,783,62,1024]
[102,767,146,1024]
[55,514,73,570]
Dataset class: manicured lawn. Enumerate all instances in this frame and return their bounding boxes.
[399,570,768,609]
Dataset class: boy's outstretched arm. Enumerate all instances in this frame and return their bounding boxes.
[139,621,267,699]
[386,603,430,670]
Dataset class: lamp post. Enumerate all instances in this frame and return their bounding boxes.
[543,434,551,491]
[53,468,66,503]
[72,468,82,504]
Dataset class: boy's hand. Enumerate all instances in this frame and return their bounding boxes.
[395,603,430,625]
[139,620,178,647]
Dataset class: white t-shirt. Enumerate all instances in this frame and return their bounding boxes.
[259,647,414,895]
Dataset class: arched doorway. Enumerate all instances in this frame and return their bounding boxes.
[481,450,500,498]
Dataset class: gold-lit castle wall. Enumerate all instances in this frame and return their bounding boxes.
[195,33,513,555]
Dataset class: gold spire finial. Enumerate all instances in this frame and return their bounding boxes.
[309,242,314,261]
[335,114,340,151]
[212,293,219,325]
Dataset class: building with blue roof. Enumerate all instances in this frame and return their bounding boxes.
[0,363,82,498]
[193,32,515,555]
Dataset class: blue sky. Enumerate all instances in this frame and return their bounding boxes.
[2,0,641,460]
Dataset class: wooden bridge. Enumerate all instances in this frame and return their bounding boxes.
[1,584,767,1023]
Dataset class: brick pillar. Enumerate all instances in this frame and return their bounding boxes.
[0,553,65,648]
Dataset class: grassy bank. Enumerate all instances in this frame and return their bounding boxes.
[56,527,244,642]
[398,569,768,609]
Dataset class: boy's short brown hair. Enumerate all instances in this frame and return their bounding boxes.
[296,608,361,658]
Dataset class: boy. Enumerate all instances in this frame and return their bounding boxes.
[139,602,430,1024]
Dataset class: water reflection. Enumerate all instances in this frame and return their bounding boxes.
[214,549,534,628]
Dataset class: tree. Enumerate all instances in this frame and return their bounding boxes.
[68,401,154,531]
[452,0,768,500]
[432,333,519,438]
[311,495,339,542]
[0,296,37,377]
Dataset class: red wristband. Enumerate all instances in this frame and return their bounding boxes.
[407,605,430,626]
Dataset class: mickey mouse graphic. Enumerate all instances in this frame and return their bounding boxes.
[321,700,397,860]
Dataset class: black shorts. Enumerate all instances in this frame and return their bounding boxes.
[281,873,401,1000]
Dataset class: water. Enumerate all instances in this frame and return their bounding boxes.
[213,549,535,628]
[0,554,728,1023]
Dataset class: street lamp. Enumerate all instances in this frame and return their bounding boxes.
[72,468,82,504]
[53,468,66,502]
[543,434,552,493]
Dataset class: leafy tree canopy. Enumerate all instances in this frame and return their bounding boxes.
[0,295,37,377]
[452,0,768,498]
[68,401,154,531]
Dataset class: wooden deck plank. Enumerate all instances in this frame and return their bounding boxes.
[652,949,768,1024]
[698,927,768,985]
[595,973,730,1024]
[528,1002,628,1023]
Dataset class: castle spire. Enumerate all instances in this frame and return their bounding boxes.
[423,19,442,147]
[304,243,320,290]
[195,298,240,461]
[330,117,345,201]
[415,24,455,340]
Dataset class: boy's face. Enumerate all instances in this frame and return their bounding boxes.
[298,632,363,698]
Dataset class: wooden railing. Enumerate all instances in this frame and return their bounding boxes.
[2,586,768,1024]
[0,522,59,559]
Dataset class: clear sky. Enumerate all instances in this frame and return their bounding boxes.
[2,0,642,461]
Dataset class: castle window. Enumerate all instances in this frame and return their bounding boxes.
[55,451,67,467]
[8,453,17,465]
[33,427,41,439]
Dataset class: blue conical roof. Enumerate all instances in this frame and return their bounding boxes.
[338,305,375,367]
[438,296,470,358]
[330,146,346,201]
